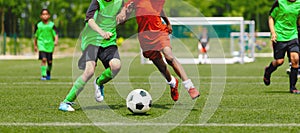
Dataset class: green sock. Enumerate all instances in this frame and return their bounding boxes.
[63,76,86,103]
[41,66,47,76]
[96,68,113,85]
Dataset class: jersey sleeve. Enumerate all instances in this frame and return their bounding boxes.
[85,0,100,23]
[34,23,38,37]
[269,0,279,18]
[52,25,58,37]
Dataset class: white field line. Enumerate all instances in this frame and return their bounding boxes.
[0,81,289,85]
[0,76,287,79]
[0,122,300,127]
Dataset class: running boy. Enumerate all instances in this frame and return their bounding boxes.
[34,9,58,80]
[263,0,300,93]
[117,0,200,101]
[59,0,123,111]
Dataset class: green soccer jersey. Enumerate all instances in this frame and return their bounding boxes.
[35,21,57,53]
[81,0,122,51]
[270,0,300,41]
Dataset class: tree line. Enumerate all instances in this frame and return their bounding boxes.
[0,0,275,38]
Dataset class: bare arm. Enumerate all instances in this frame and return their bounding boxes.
[268,16,277,43]
[88,19,112,39]
[116,0,135,24]
[160,10,172,34]
[85,0,112,39]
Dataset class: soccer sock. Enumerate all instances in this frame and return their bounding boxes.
[289,67,298,89]
[166,76,176,88]
[96,68,113,85]
[266,62,277,75]
[47,63,52,76]
[63,76,86,103]
[40,66,47,77]
[182,79,195,90]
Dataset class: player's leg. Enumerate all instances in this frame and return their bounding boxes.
[39,51,47,80]
[263,42,285,86]
[46,52,53,80]
[143,50,179,101]
[95,46,121,102]
[288,39,300,93]
[59,61,96,111]
[59,45,98,111]
[162,46,200,99]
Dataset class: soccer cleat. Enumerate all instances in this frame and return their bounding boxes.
[41,76,47,81]
[188,88,200,100]
[263,67,271,86]
[59,102,75,112]
[94,79,104,102]
[46,75,51,80]
[170,78,179,101]
[290,88,300,94]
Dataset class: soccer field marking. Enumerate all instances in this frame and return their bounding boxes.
[0,81,289,85]
[1,122,300,127]
[0,75,287,79]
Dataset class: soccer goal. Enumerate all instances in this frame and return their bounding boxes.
[140,17,256,64]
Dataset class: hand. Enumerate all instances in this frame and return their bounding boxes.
[100,31,113,40]
[54,41,58,46]
[167,24,173,34]
[271,33,277,43]
[34,45,38,52]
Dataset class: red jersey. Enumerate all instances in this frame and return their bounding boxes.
[125,0,171,51]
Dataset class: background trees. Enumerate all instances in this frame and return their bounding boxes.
[0,0,275,38]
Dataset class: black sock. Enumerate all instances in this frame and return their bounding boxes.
[290,67,298,90]
[266,62,277,75]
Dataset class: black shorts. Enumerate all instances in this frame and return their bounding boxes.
[273,38,299,60]
[39,51,53,60]
[78,45,120,70]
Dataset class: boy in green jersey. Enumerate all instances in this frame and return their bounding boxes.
[34,9,59,80]
[264,0,300,93]
[59,0,123,112]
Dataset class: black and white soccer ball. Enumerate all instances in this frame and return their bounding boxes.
[126,89,152,114]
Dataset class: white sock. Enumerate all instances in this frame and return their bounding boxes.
[182,79,194,90]
[166,76,176,88]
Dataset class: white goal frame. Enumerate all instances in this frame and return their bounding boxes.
[140,17,256,64]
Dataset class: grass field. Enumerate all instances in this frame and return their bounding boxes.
[1,55,300,133]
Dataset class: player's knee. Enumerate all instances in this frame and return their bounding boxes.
[275,59,284,66]
[110,58,121,75]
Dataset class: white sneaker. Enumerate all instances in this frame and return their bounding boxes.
[94,79,104,102]
[58,102,75,112]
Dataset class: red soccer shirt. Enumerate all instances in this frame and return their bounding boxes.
[125,0,171,51]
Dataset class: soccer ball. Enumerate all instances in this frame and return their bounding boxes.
[126,89,152,114]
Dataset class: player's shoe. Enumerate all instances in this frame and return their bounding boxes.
[59,102,75,112]
[290,88,300,94]
[46,75,51,80]
[263,67,271,86]
[41,76,47,81]
[94,79,104,102]
[188,88,200,100]
[170,78,179,101]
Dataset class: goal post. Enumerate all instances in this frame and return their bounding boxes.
[140,17,256,64]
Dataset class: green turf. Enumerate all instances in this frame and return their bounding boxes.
[1,56,300,132]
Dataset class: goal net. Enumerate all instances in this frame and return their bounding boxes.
[140,17,256,64]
